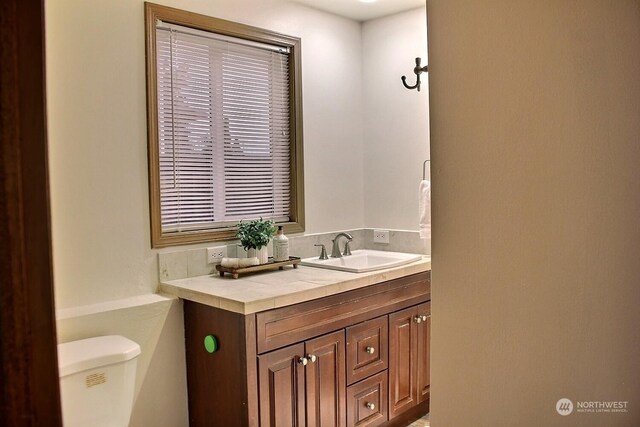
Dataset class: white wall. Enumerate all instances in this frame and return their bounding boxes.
[56,295,188,426]
[47,0,364,309]
[362,7,429,231]
[46,1,365,426]
[47,1,429,424]
[428,0,640,425]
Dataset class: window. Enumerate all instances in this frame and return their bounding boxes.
[145,3,304,247]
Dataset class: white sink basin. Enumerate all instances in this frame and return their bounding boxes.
[301,250,423,273]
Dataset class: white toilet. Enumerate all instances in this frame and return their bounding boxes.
[58,335,141,427]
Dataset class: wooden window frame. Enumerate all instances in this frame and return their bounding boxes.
[144,2,305,248]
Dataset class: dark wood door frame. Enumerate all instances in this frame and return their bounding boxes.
[1,0,62,425]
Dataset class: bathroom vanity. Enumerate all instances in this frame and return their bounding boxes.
[161,259,431,427]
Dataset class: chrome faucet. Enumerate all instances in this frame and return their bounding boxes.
[331,232,353,258]
[314,244,329,260]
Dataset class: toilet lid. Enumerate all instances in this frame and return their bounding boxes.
[58,335,141,377]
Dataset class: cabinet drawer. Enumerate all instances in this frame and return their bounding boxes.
[256,272,430,353]
[346,371,388,427]
[346,316,388,385]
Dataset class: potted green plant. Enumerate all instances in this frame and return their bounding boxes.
[236,218,277,264]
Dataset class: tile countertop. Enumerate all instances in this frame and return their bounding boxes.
[159,257,431,315]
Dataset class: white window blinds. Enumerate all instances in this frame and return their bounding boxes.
[156,22,291,233]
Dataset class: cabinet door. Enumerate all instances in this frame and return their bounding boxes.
[305,330,346,427]
[388,306,418,419]
[258,343,306,427]
[417,302,431,405]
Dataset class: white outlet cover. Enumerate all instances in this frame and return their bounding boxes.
[373,229,390,244]
[207,246,227,264]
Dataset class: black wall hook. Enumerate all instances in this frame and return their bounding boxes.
[401,57,429,91]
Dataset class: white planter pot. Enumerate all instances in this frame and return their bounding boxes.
[248,246,269,264]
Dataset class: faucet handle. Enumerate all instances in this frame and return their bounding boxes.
[314,244,329,260]
[343,240,352,256]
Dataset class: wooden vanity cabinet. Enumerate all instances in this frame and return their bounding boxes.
[183,271,430,427]
[388,302,431,420]
[258,330,346,427]
[416,302,431,405]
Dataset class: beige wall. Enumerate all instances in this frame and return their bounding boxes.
[427,0,640,426]
[46,0,365,309]
[362,7,430,232]
[46,0,431,422]
[46,1,364,425]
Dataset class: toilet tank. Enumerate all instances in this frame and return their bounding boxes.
[58,336,141,427]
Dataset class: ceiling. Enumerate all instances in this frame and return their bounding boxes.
[291,0,425,22]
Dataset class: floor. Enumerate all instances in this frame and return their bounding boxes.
[408,413,430,427]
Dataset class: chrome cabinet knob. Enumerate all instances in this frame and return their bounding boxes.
[420,315,428,322]
[365,346,375,354]
[366,402,376,410]
[298,357,308,366]
[414,316,422,324]
[307,354,317,363]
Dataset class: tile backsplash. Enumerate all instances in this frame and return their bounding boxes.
[158,228,430,281]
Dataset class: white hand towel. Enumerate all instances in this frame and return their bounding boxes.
[221,257,260,268]
[221,258,239,268]
[419,179,431,240]
[238,257,260,268]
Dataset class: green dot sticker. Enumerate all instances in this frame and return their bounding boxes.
[204,335,218,353]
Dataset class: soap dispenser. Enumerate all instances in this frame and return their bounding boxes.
[273,226,289,262]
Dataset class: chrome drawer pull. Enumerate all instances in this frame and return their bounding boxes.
[365,346,375,354]
[366,402,375,410]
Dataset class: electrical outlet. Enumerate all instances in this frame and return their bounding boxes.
[207,246,227,264]
[373,229,390,244]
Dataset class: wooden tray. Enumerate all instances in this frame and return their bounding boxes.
[216,256,301,279]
